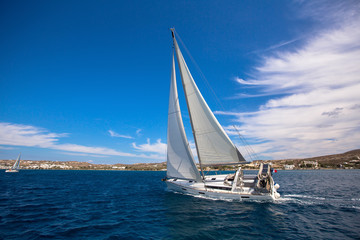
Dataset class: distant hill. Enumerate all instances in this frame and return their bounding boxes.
[344,149,360,155]
[259,149,360,170]
[207,149,360,170]
[0,159,167,171]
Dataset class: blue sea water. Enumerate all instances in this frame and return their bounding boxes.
[0,170,359,239]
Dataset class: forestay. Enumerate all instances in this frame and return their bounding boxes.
[166,54,202,181]
[172,33,246,166]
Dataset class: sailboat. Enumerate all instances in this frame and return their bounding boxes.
[164,29,280,200]
[5,153,21,173]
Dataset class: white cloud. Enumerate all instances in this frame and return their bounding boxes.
[108,130,133,139]
[0,122,63,148]
[228,1,360,159]
[132,138,167,155]
[0,122,164,160]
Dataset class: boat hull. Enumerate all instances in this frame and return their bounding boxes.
[5,169,19,173]
[166,176,278,201]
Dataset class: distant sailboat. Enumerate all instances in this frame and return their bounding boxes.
[5,153,21,173]
[164,29,280,200]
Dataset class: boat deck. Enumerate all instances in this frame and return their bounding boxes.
[205,174,257,189]
[168,173,260,195]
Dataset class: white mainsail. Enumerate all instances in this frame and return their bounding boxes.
[12,153,21,170]
[172,31,246,166]
[167,54,202,181]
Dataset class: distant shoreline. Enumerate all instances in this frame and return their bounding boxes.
[2,167,359,172]
[1,149,359,171]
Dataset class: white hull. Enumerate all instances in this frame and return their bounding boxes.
[5,169,19,173]
[166,173,280,201]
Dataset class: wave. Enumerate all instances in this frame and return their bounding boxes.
[284,194,326,200]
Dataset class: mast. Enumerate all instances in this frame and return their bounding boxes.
[171,28,205,180]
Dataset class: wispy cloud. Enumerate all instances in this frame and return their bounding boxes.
[132,138,166,155]
[108,130,133,139]
[230,1,360,159]
[0,122,164,160]
[60,152,108,158]
[235,77,260,86]
[228,90,280,99]
[0,146,15,150]
[249,38,300,55]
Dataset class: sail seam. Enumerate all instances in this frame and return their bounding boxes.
[168,110,181,115]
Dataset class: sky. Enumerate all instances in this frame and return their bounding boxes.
[0,0,359,164]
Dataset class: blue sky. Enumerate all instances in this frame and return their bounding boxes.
[1,0,359,164]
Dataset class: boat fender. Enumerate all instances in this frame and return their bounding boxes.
[274,183,280,190]
[275,192,281,199]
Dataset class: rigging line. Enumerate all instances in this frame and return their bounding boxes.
[244,138,259,160]
[232,125,259,161]
[234,127,254,161]
[174,30,259,162]
[236,128,259,160]
[241,136,258,161]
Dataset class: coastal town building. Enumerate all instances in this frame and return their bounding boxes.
[302,161,319,168]
[284,164,295,170]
